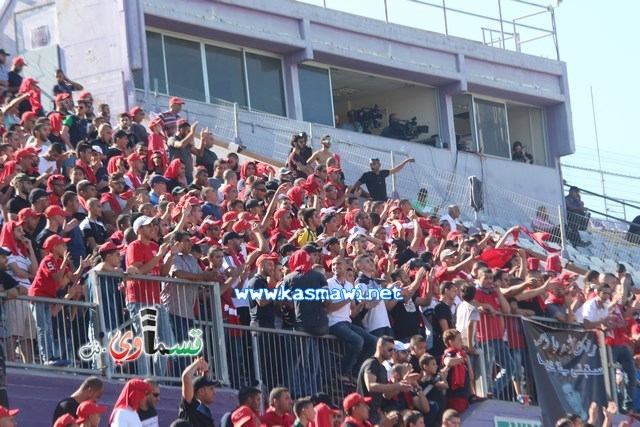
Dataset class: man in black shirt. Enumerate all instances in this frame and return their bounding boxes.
[7,173,33,220]
[137,379,160,427]
[432,281,455,360]
[51,376,104,424]
[356,336,412,424]
[7,57,25,95]
[179,357,220,427]
[353,157,415,201]
[248,254,279,328]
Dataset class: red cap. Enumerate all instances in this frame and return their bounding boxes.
[238,212,258,222]
[220,184,236,196]
[182,196,203,206]
[126,152,144,164]
[559,271,578,286]
[12,57,25,66]
[18,208,41,222]
[76,400,107,423]
[273,209,291,221]
[343,393,372,412]
[169,96,186,105]
[19,111,37,125]
[54,93,71,104]
[256,254,279,266]
[79,91,93,101]
[390,205,402,213]
[45,205,70,218]
[42,235,71,251]
[98,241,120,254]
[15,146,41,160]
[54,413,77,427]
[231,406,255,427]
[222,211,238,222]
[327,166,342,175]
[149,117,163,129]
[200,219,223,234]
[130,106,143,116]
[232,219,252,233]
[0,406,18,419]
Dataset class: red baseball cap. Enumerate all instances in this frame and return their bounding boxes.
[130,106,143,116]
[54,413,77,427]
[0,406,19,419]
[343,393,372,412]
[200,219,223,234]
[232,219,252,234]
[76,400,107,423]
[19,111,37,125]
[127,152,144,164]
[181,196,203,206]
[231,406,255,427]
[79,91,93,101]
[54,93,71,104]
[18,207,42,222]
[327,166,342,175]
[45,205,70,218]
[14,147,41,161]
[273,209,291,221]
[169,96,186,105]
[149,117,163,129]
[42,235,71,251]
[98,241,120,254]
[12,57,25,66]
[220,184,236,196]
[559,271,578,286]
[256,254,279,266]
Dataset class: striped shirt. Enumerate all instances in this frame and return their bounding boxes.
[158,111,181,138]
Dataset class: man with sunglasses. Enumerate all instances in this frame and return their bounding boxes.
[352,156,415,202]
[137,378,161,427]
[306,134,337,167]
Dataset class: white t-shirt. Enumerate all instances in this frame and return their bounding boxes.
[581,298,610,324]
[440,213,460,232]
[38,154,57,174]
[223,246,249,308]
[111,407,143,427]
[327,278,354,326]
[358,279,391,333]
[456,300,480,348]
[6,252,32,289]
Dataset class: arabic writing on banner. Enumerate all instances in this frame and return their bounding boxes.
[78,307,203,366]
[494,416,542,427]
[521,318,607,427]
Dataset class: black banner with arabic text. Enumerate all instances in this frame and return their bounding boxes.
[521,318,607,427]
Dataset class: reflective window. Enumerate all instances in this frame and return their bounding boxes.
[146,31,166,93]
[246,52,286,116]
[205,45,247,107]
[299,65,334,126]
[163,35,205,102]
[474,98,510,158]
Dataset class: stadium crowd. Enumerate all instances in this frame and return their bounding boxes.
[0,53,638,426]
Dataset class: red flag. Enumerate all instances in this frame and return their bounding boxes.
[518,227,560,253]
[478,248,519,268]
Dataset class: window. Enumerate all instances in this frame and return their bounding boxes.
[246,52,286,116]
[205,45,247,107]
[163,35,205,102]
[146,31,166,93]
[474,98,510,158]
[299,65,334,126]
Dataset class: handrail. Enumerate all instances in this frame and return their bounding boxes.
[563,182,640,213]
[0,292,98,308]
[95,270,218,288]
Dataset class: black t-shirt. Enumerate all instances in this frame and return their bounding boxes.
[8,71,22,91]
[52,397,80,424]
[283,269,329,336]
[432,302,453,359]
[106,147,125,163]
[357,357,387,415]
[381,390,416,413]
[408,354,421,374]
[389,294,421,340]
[36,228,57,260]
[196,149,218,177]
[138,405,159,424]
[179,397,215,427]
[394,249,417,268]
[358,170,390,201]
[444,350,471,399]
[7,195,29,216]
[248,274,275,328]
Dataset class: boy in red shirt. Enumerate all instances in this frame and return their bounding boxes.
[29,235,88,366]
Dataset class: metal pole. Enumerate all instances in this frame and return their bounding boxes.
[390,151,397,195]
[497,0,506,49]
[384,0,389,23]
[233,102,239,139]
[90,270,111,379]
[590,86,608,216]
[211,282,230,385]
[442,0,449,36]
[558,205,568,259]
[550,8,560,60]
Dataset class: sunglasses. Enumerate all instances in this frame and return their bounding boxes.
[152,393,160,398]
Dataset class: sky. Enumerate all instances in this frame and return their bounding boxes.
[298,0,640,222]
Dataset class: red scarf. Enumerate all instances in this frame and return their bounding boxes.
[109,379,152,425]
[240,161,255,179]
[125,169,142,189]
[546,293,565,306]
[442,347,467,391]
[289,250,312,274]
[164,158,183,181]
[0,221,28,257]
[147,134,167,170]
[76,159,97,185]
[107,155,124,175]
[515,227,560,253]
[100,192,121,213]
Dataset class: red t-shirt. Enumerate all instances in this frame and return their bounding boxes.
[29,254,69,298]
[260,408,294,427]
[125,240,161,304]
[505,315,525,349]
[474,286,505,343]
[606,304,630,347]
[434,265,467,284]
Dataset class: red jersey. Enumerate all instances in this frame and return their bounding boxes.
[505,315,525,349]
[260,408,294,427]
[125,240,161,304]
[434,265,467,284]
[606,304,630,347]
[29,254,69,298]
[474,286,505,343]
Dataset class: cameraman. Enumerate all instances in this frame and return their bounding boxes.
[380,113,410,141]
[342,110,363,133]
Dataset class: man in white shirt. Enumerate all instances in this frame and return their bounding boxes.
[440,204,465,233]
[327,257,377,382]
[456,283,480,356]
[354,254,393,337]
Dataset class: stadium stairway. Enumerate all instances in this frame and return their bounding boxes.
[6,368,238,426]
